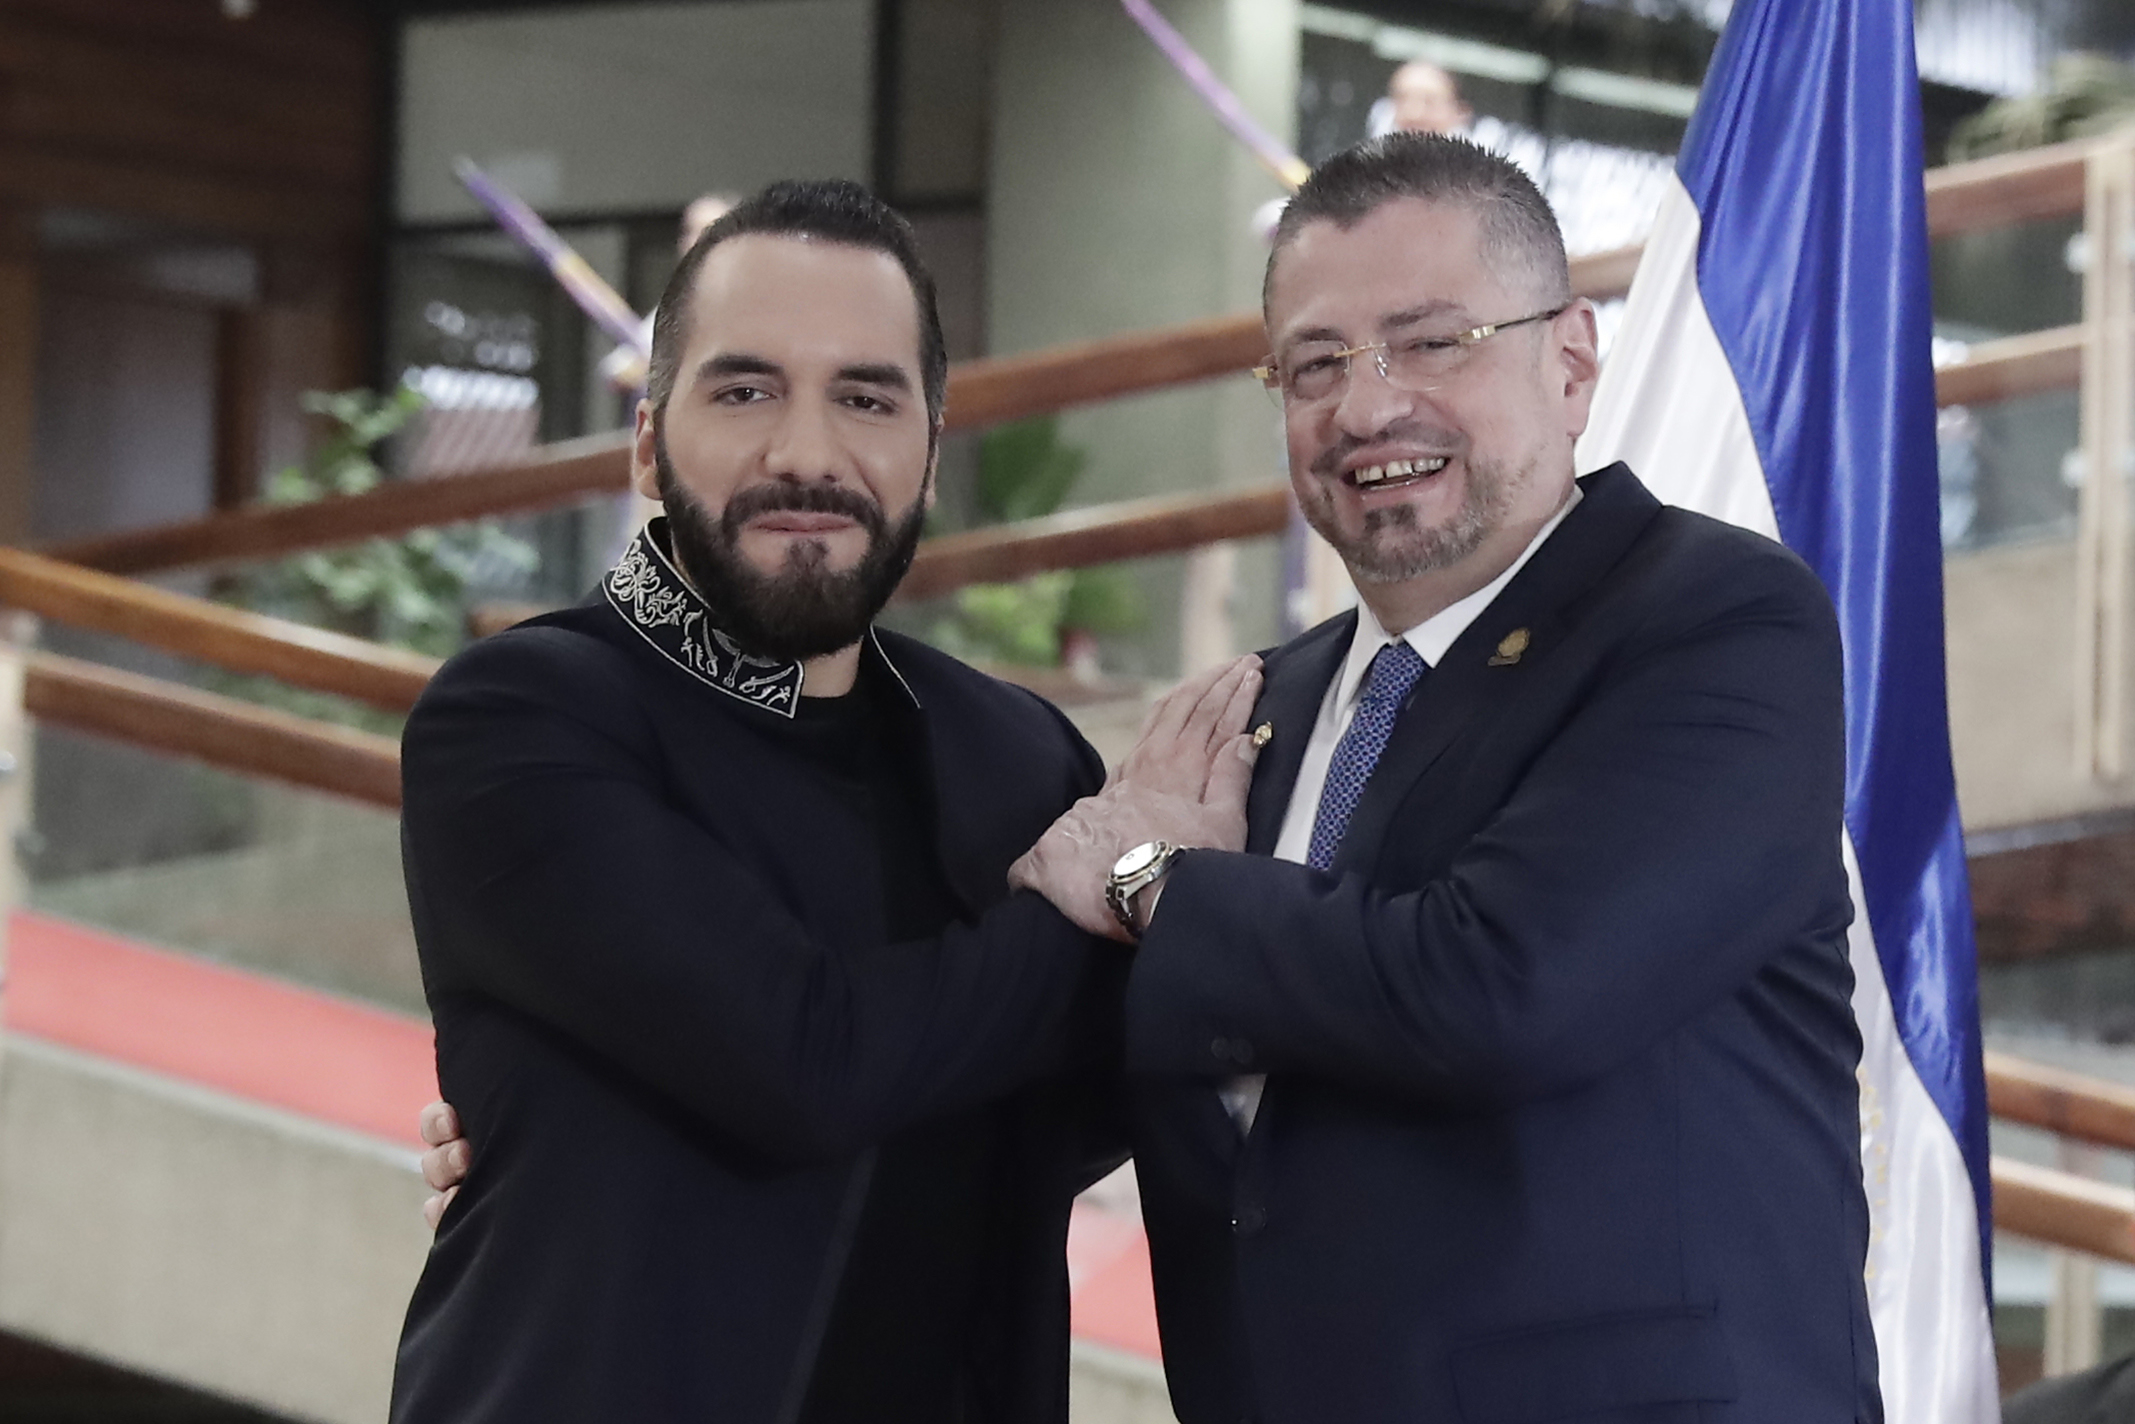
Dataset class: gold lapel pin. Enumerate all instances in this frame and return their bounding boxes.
[1488,628,1531,667]
[1251,721,1275,749]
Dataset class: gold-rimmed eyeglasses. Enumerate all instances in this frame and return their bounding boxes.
[1253,304,1570,406]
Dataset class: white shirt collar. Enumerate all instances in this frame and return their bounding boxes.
[1330,484,1583,718]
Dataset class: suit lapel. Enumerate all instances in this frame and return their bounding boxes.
[1244,612,1356,856]
[1332,464,1665,873]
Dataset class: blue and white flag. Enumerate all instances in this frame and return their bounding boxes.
[1576,0,1998,1418]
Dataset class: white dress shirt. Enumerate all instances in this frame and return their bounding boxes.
[1221,486,1583,1132]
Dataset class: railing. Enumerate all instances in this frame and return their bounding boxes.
[35,137,2102,586]
[7,518,2135,1282]
[1989,1052,2135,1264]
[0,550,433,711]
[0,135,2129,1297]
[0,547,411,807]
[24,652,400,809]
[1986,1050,2135,1378]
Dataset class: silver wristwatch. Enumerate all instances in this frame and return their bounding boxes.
[1105,840,1182,939]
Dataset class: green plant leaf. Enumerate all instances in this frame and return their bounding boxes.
[1061,567,1147,634]
[218,386,538,675]
[940,573,1072,666]
[977,416,1087,523]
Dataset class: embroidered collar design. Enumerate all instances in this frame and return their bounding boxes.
[602,523,806,718]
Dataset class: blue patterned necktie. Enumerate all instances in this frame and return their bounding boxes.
[1306,640,1429,870]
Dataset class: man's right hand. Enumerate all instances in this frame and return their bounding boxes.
[420,1100,471,1230]
[1109,653,1264,810]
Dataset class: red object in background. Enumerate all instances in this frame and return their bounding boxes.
[3,909,437,1148]
[0,908,1166,1359]
[1067,1203,1163,1359]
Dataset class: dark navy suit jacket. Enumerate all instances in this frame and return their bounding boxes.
[1125,465,1880,1424]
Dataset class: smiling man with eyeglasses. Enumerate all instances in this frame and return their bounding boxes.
[1012,133,1874,1424]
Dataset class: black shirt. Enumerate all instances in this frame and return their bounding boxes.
[783,667,1003,1424]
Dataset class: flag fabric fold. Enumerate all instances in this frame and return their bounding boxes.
[1576,0,1998,1417]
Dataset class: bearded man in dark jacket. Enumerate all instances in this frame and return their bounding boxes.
[388,180,1259,1424]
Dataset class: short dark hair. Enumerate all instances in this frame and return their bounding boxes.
[646,179,948,425]
[1266,133,1570,311]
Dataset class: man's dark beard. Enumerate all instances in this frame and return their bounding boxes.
[654,438,927,662]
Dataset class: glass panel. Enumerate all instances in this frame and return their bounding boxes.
[1932,217,2084,341]
[1984,948,2135,1051]
[1993,1238,2135,1391]
[386,231,591,453]
[22,723,418,1017]
[1937,387,2079,554]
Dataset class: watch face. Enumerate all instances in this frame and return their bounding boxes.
[1112,841,1163,879]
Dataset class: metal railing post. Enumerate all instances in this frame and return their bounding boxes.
[2043,1143,2108,1376]
[2044,1249,2104,1376]
[1179,542,1241,676]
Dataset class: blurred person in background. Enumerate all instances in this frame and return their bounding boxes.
[1374,58,1474,137]
[1262,61,1472,245]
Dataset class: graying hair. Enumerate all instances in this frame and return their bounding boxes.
[1265,133,1571,312]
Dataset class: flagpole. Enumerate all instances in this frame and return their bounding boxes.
[1116,0,1311,192]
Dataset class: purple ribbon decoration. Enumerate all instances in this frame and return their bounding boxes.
[1117,0,1310,191]
[454,157,649,360]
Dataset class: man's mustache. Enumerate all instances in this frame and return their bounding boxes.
[1309,421,1466,479]
[722,481,888,537]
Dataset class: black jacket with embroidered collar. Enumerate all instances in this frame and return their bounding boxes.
[601,520,812,718]
[389,531,1125,1424]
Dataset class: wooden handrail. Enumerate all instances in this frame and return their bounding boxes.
[0,320,2100,705]
[14,556,2135,1266]
[28,137,2114,586]
[898,485,1293,602]
[34,242,1641,580]
[1993,1156,2135,1264]
[1986,1049,2135,1153]
[0,547,437,712]
[45,432,632,580]
[1934,325,2083,408]
[945,312,1265,433]
[894,325,2088,599]
[1925,137,2091,239]
[25,652,400,809]
[1981,1052,2135,1262]
[45,312,2078,588]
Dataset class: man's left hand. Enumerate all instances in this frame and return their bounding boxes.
[1009,655,1263,940]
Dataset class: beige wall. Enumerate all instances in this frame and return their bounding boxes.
[0,1035,1177,1423]
[988,0,1297,674]
[0,1039,431,1422]
[399,1,874,223]
[1946,536,2135,833]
